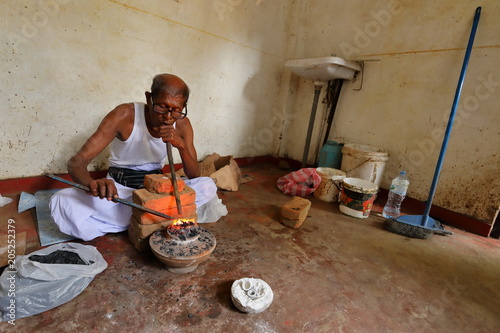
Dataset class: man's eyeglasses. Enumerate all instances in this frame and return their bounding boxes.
[151,100,187,119]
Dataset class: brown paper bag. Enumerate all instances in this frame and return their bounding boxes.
[198,153,219,177]
[176,153,218,178]
[211,155,241,191]
[176,153,242,191]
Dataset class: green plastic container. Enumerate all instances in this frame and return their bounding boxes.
[318,141,342,169]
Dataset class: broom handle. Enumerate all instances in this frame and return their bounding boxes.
[421,7,481,225]
[45,173,176,220]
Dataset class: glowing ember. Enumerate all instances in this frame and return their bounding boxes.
[170,220,197,229]
[166,219,201,241]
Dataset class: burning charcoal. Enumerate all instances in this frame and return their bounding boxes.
[149,225,216,274]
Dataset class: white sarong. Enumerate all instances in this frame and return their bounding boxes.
[49,176,227,241]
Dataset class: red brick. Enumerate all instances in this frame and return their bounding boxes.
[132,203,197,225]
[132,186,196,212]
[280,197,311,229]
[144,174,185,194]
[127,224,151,252]
[280,216,305,229]
[281,196,311,223]
[129,213,198,236]
[129,216,170,239]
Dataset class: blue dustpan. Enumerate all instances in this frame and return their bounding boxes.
[395,215,452,236]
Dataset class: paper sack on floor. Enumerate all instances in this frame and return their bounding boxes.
[177,153,242,191]
[0,243,107,321]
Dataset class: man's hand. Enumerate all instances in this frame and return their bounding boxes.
[156,124,185,148]
[87,178,118,200]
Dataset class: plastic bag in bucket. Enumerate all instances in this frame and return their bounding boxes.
[339,178,378,218]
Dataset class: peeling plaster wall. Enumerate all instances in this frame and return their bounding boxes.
[1,0,291,178]
[282,0,500,224]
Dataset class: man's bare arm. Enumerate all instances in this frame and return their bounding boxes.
[176,117,200,178]
[68,104,132,199]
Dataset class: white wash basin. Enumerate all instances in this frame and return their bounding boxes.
[285,56,361,82]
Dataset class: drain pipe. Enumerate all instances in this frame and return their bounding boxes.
[302,83,324,168]
[322,79,343,146]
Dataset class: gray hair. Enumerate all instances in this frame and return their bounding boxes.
[151,73,190,102]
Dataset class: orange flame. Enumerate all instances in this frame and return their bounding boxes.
[170,218,198,229]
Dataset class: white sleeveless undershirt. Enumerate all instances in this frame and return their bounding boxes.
[109,103,167,171]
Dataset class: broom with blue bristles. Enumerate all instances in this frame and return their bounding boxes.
[385,7,482,239]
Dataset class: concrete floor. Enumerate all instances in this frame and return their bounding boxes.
[1,163,499,332]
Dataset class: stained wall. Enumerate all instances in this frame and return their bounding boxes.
[1,0,291,177]
[281,0,500,224]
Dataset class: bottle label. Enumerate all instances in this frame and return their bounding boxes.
[390,184,408,196]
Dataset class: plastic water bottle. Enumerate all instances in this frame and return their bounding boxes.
[383,170,410,219]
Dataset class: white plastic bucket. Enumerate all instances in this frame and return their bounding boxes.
[314,167,346,202]
[341,144,389,187]
[339,177,378,218]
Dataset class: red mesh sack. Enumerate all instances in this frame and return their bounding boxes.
[277,168,321,197]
